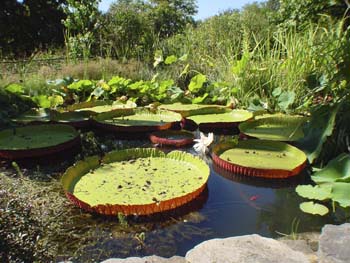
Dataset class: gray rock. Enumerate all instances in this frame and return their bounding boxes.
[185,234,310,263]
[318,223,350,263]
[101,255,187,263]
[280,240,317,263]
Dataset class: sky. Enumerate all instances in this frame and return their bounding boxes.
[99,0,265,20]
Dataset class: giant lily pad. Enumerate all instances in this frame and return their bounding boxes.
[62,148,210,215]
[12,108,52,124]
[66,100,136,114]
[239,114,308,141]
[93,108,182,132]
[187,109,253,131]
[159,103,229,117]
[50,111,91,128]
[149,130,194,147]
[0,124,80,159]
[212,140,307,178]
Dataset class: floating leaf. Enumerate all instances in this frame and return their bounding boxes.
[295,184,332,201]
[62,148,209,215]
[300,202,329,216]
[212,140,307,179]
[312,153,350,184]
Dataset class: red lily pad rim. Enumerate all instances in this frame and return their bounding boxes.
[92,108,182,133]
[0,124,80,160]
[149,130,194,147]
[61,148,210,216]
[211,140,307,179]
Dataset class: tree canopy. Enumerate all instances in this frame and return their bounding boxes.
[0,0,67,56]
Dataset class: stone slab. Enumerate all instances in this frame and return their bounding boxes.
[185,234,310,263]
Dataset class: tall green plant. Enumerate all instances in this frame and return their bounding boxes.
[62,0,101,62]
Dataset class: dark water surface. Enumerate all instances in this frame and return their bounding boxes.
[1,134,343,262]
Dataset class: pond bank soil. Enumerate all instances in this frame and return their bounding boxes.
[100,223,350,263]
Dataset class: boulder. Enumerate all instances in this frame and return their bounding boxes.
[101,255,187,263]
[185,234,310,263]
[318,223,350,263]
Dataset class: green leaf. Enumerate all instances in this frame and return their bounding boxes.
[164,55,177,65]
[32,95,51,109]
[300,202,329,216]
[192,93,209,104]
[296,184,332,201]
[188,74,206,93]
[5,83,25,94]
[278,91,295,111]
[68,80,93,91]
[312,153,350,183]
[272,87,282,97]
[90,86,105,99]
[331,183,350,208]
[297,105,339,163]
[49,95,64,108]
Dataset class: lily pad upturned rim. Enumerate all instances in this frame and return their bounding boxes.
[187,109,253,129]
[149,130,194,147]
[12,108,52,124]
[159,103,230,117]
[62,148,210,216]
[212,140,307,179]
[65,100,136,114]
[0,124,80,160]
[50,111,92,128]
[238,114,308,141]
[93,108,182,133]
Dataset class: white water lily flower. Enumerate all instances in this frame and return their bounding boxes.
[193,132,214,155]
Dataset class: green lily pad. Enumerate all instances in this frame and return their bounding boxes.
[159,103,229,117]
[300,202,329,216]
[50,111,91,127]
[239,114,308,141]
[0,124,79,159]
[62,148,210,215]
[187,110,253,125]
[94,108,182,132]
[295,184,332,201]
[212,140,307,178]
[66,100,136,114]
[312,153,350,184]
[12,108,52,124]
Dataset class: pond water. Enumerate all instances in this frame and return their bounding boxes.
[1,132,344,262]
